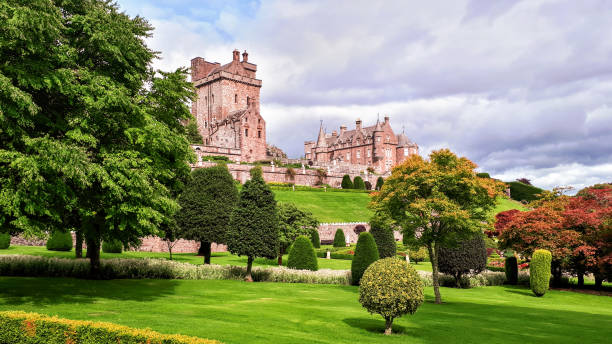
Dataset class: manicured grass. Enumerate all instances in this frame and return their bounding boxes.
[492,196,528,215]
[0,277,610,343]
[272,189,372,222]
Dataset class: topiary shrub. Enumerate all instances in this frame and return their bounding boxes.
[530,249,552,296]
[351,232,379,285]
[287,236,318,271]
[353,176,366,190]
[0,233,10,249]
[375,176,384,190]
[102,239,123,253]
[333,229,346,247]
[310,230,321,249]
[46,231,73,251]
[505,256,518,285]
[359,258,424,335]
[369,213,396,258]
[437,234,487,287]
[409,247,428,264]
[364,181,372,190]
[341,175,353,189]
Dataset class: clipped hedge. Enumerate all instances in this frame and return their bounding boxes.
[530,249,552,296]
[315,251,354,260]
[507,181,543,202]
[341,175,353,189]
[351,232,379,285]
[287,236,318,271]
[0,255,351,285]
[0,233,10,249]
[505,256,518,285]
[102,239,123,253]
[310,230,321,249]
[333,229,346,247]
[46,231,73,251]
[353,176,366,190]
[0,311,219,344]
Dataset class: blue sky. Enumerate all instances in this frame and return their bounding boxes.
[117,0,612,192]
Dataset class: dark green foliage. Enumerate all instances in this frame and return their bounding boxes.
[375,177,384,190]
[226,167,279,280]
[364,181,372,190]
[176,165,239,264]
[287,236,318,271]
[359,258,424,335]
[102,239,123,253]
[505,256,518,285]
[0,233,9,249]
[277,203,319,265]
[351,232,380,285]
[353,176,366,190]
[409,247,429,263]
[185,121,203,144]
[46,231,73,252]
[310,230,321,249]
[369,213,396,258]
[507,181,544,202]
[476,172,490,178]
[530,249,552,296]
[341,175,353,189]
[333,229,346,247]
[437,234,487,287]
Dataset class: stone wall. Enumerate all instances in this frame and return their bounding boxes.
[318,222,403,245]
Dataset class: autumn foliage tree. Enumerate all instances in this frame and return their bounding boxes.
[371,149,502,303]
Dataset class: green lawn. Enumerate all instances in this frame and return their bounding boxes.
[0,277,610,344]
[272,189,372,222]
[492,196,528,215]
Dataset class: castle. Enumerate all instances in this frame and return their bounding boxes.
[304,117,418,173]
[190,50,266,162]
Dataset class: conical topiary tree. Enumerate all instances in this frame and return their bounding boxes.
[310,230,321,249]
[375,176,384,190]
[530,249,552,296]
[287,235,318,271]
[226,166,279,282]
[333,228,346,247]
[369,213,396,258]
[351,232,380,285]
[505,256,518,285]
[341,175,353,189]
[353,176,366,190]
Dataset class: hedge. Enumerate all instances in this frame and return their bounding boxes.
[530,249,552,296]
[0,311,219,344]
[351,232,379,285]
[102,239,123,253]
[353,176,366,190]
[437,235,487,287]
[315,251,354,260]
[507,181,543,202]
[333,229,346,247]
[46,231,73,251]
[505,256,518,285]
[287,236,318,271]
[341,175,353,189]
[0,233,10,249]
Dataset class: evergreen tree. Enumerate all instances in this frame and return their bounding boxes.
[176,165,238,264]
[437,234,487,287]
[369,213,397,258]
[351,232,380,285]
[310,230,321,249]
[375,177,385,190]
[333,229,346,247]
[287,235,318,271]
[353,176,366,190]
[227,167,279,281]
[277,203,319,265]
[341,175,353,189]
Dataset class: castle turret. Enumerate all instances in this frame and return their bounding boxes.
[373,118,384,160]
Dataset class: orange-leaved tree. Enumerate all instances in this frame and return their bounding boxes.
[370,149,502,304]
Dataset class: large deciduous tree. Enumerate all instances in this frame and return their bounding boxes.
[371,149,502,303]
[277,202,319,265]
[0,0,194,276]
[175,165,239,264]
[227,167,279,282]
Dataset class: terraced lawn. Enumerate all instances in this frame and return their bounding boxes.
[0,277,610,344]
[272,189,372,222]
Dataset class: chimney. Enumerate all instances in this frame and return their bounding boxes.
[384,116,389,124]
[332,130,338,137]
[356,118,362,131]
[233,49,240,61]
[191,57,205,81]
[242,50,248,62]
[340,125,347,135]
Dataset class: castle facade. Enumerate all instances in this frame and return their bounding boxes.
[304,117,418,173]
[190,50,266,162]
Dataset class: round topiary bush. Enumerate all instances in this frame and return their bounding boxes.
[505,256,518,285]
[310,230,321,249]
[333,229,346,248]
[287,235,318,271]
[437,234,487,287]
[0,233,10,249]
[351,232,379,285]
[46,231,73,251]
[530,249,552,297]
[359,258,424,335]
[102,239,123,253]
[353,176,366,190]
[341,175,353,189]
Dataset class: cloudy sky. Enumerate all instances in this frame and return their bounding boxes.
[119,0,612,192]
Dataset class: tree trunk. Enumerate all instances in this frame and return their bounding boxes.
[278,247,285,266]
[245,256,254,282]
[75,230,83,259]
[166,240,173,260]
[594,275,603,290]
[577,273,584,288]
[199,241,211,264]
[427,242,442,304]
[551,262,563,287]
[384,317,393,335]
[455,273,462,288]
[85,235,101,279]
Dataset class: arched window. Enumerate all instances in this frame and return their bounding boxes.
[235,94,238,103]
